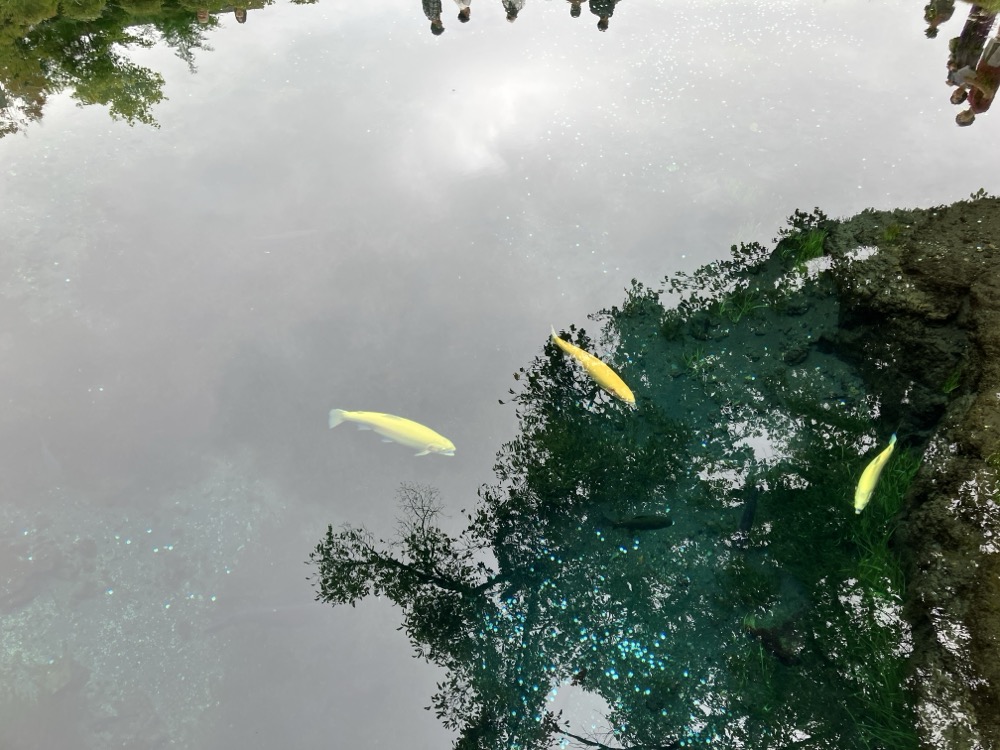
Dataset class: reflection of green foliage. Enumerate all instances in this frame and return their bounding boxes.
[0,0,271,137]
[782,389,870,434]
[658,242,771,321]
[659,308,684,341]
[62,0,107,20]
[883,222,904,244]
[312,209,922,750]
[780,206,831,235]
[56,34,166,125]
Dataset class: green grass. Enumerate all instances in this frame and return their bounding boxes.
[679,346,710,375]
[718,287,767,323]
[942,363,963,394]
[778,228,827,271]
[845,448,922,750]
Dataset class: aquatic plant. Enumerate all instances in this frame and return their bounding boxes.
[941,363,963,394]
[717,286,767,323]
[777,227,827,270]
[772,208,832,274]
[679,346,714,376]
[852,448,918,587]
[844,448,921,750]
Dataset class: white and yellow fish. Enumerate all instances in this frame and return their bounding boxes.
[854,433,896,514]
[550,326,636,406]
[329,409,456,457]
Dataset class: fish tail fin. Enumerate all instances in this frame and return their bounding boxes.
[889,433,898,445]
[551,325,558,341]
[329,409,347,429]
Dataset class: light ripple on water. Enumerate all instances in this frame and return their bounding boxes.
[0,457,283,748]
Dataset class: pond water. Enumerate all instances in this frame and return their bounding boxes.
[2,0,1000,748]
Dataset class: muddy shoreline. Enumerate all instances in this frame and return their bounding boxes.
[824,195,1000,750]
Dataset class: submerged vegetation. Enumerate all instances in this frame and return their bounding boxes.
[716,285,767,323]
[846,449,921,749]
[941,362,963,394]
[312,210,925,750]
[778,227,828,270]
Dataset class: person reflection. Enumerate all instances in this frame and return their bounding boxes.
[924,0,955,38]
[953,33,1000,126]
[589,0,619,31]
[945,5,998,125]
[195,5,256,25]
[455,0,471,22]
[423,0,446,34]
[946,5,996,82]
[567,0,582,18]
[502,0,524,23]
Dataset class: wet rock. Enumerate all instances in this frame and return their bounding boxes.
[834,195,1000,750]
[781,344,809,366]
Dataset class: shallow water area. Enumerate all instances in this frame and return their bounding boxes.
[2,0,1000,748]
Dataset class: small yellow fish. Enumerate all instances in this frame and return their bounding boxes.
[854,433,896,514]
[550,326,636,406]
[329,409,456,456]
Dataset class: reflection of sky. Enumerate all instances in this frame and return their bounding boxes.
[0,0,999,746]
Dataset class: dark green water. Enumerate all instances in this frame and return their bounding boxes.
[312,214,922,750]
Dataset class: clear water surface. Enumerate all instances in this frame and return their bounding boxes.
[1,0,999,747]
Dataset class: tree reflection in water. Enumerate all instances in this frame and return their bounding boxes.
[311,212,922,750]
[0,0,274,137]
[4,0,996,136]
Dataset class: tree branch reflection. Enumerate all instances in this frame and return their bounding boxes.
[311,210,925,750]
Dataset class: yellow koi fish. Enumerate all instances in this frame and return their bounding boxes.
[854,433,896,514]
[550,326,636,406]
[329,409,456,456]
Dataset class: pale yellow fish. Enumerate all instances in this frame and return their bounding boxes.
[329,409,456,456]
[550,326,636,406]
[854,433,897,514]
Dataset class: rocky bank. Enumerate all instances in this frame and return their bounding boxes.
[824,194,1000,750]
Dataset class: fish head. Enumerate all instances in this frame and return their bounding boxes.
[430,441,457,457]
[612,385,636,406]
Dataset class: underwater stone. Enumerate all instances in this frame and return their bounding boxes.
[836,195,1000,750]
